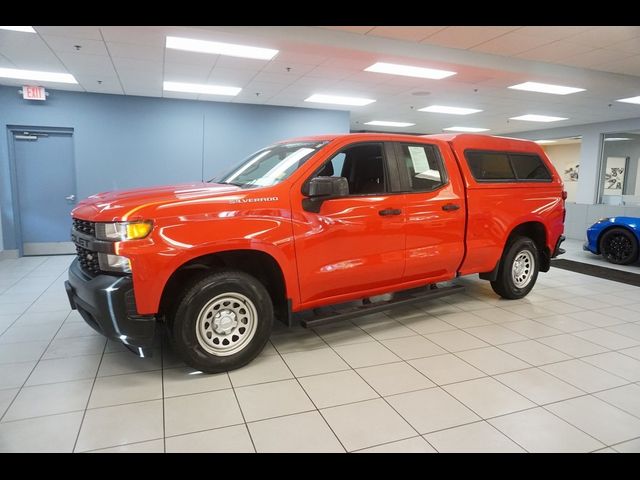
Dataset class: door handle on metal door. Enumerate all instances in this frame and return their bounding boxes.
[65,194,76,204]
[442,203,460,211]
[379,208,402,216]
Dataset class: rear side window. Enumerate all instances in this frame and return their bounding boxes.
[510,154,552,180]
[397,143,446,191]
[465,151,552,182]
[466,152,514,180]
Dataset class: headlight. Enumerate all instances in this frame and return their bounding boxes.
[96,221,153,241]
[98,253,131,273]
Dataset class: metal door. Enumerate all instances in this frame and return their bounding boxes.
[13,130,76,255]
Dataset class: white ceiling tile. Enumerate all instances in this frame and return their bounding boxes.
[34,26,103,40]
[214,55,272,70]
[106,42,164,62]
[514,26,592,41]
[566,26,640,48]
[164,62,211,82]
[121,80,162,97]
[56,52,115,75]
[423,27,516,50]
[162,91,199,100]
[99,26,166,46]
[516,41,594,63]
[366,26,447,42]
[562,48,635,69]
[319,26,375,35]
[251,71,299,84]
[111,57,163,75]
[261,61,317,76]
[471,32,556,56]
[271,51,328,65]
[607,37,640,54]
[305,65,354,80]
[75,74,122,94]
[41,35,108,55]
[208,67,258,84]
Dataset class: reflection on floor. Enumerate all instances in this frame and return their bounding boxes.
[0,254,639,452]
[563,238,640,274]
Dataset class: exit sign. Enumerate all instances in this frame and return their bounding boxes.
[22,85,46,101]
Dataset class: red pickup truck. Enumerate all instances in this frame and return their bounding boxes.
[65,133,566,373]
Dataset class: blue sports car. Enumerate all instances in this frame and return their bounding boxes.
[584,217,640,265]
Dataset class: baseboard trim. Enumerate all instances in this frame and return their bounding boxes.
[0,249,19,260]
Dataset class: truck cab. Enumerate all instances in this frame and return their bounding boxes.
[65,133,566,372]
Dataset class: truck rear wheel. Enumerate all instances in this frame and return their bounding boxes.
[490,236,539,300]
[170,270,273,373]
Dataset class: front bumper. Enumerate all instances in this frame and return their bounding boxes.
[65,258,156,357]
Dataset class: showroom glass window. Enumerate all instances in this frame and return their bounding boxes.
[216,141,328,188]
[598,132,640,205]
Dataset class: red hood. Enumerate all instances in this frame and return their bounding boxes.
[72,182,244,222]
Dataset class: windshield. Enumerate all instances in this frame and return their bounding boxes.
[214,141,328,188]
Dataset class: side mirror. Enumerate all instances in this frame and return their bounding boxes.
[303,176,349,213]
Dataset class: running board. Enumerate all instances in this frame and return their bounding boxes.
[299,284,465,329]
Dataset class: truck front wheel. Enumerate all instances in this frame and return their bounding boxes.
[170,270,274,373]
[490,236,539,300]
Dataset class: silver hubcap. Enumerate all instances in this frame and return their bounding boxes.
[511,250,535,289]
[195,292,258,356]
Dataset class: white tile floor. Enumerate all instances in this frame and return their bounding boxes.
[0,254,639,452]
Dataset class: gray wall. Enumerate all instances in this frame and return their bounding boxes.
[0,86,349,251]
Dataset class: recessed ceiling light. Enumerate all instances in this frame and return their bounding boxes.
[510,114,568,122]
[163,81,241,96]
[605,137,631,142]
[443,126,489,132]
[364,62,456,80]
[0,67,77,84]
[305,94,375,106]
[365,121,416,127]
[166,36,278,60]
[420,105,482,115]
[534,140,557,144]
[616,96,640,105]
[509,82,585,95]
[0,26,35,33]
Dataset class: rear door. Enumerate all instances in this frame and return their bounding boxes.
[393,141,466,282]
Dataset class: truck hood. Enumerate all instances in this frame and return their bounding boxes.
[72,182,245,221]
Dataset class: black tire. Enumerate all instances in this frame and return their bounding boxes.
[600,228,639,265]
[490,236,540,299]
[170,269,273,373]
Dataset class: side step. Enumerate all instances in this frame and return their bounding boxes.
[299,284,465,329]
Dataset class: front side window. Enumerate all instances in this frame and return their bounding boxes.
[397,143,446,191]
[309,143,387,195]
[215,141,327,188]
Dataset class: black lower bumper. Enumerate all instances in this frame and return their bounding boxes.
[552,235,566,257]
[65,258,156,357]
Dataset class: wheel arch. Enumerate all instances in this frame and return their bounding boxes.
[159,248,291,326]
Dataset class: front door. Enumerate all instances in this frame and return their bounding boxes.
[13,130,77,255]
[291,142,405,306]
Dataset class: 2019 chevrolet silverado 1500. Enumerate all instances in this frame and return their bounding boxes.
[65,133,566,372]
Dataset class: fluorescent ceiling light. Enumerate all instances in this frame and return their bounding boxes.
[534,140,557,144]
[509,82,585,95]
[420,105,482,115]
[166,36,278,60]
[443,126,489,132]
[305,94,375,106]
[0,67,77,84]
[0,26,35,33]
[364,62,456,80]
[605,137,631,142]
[365,120,415,127]
[163,81,241,96]
[616,96,640,105]
[510,114,567,122]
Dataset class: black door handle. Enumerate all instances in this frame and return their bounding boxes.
[442,203,460,211]
[379,208,402,216]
